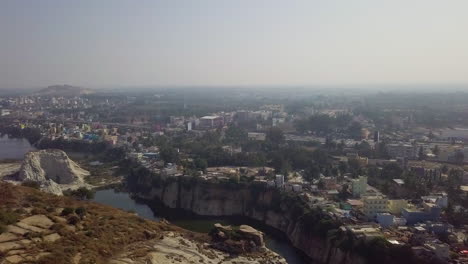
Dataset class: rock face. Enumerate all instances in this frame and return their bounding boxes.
[136,178,367,264]
[210,223,266,254]
[18,149,89,195]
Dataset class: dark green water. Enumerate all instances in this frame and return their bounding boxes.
[93,189,307,264]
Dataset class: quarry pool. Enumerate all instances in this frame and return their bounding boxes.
[93,189,308,264]
[0,135,35,160]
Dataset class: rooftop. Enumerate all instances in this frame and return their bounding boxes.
[393,179,405,185]
[200,116,221,120]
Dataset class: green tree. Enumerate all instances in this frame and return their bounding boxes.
[347,121,362,140]
[194,158,208,171]
[382,163,403,179]
[224,125,247,144]
[66,187,95,200]
[454,151,465,165]
[266,127,285,144]
[304,164,320,182]
[418,146,426,160]
[433,145,440,156]
[160,146,179,163]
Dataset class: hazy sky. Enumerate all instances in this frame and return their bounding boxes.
[1,0,468,89]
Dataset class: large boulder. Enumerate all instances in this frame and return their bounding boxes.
[18,149,90,195]
[238,225,265,248]
[210,224,266,254]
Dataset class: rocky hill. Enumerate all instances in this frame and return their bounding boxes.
[0,183,285,264]
[34,85,94,97]
[17,150,90,195]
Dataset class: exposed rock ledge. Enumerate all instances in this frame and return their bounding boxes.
[14,149,91,195]
[110,230,286,264]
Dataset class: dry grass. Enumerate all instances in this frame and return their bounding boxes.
[0,182,208,264]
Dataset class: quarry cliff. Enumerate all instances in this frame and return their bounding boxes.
[131,176,369,264]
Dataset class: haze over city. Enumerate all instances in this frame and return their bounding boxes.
[1,0,468,89]
[1,2,468,264]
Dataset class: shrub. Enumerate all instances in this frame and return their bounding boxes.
[25,194,40,203]
[31,208,48,215]
[65,187,95,200]
[61,207,74,216]
[75,207,86,217]
[67,215,80,225]
[0,209,19,225]
[51,223,65,232]
[14,208,27,215]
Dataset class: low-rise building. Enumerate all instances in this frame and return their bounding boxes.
[376,213,394,228]
[410,166,442,182]
[376,213,407,228]
[344,225,383,240]
[248,132,266,141]
[346,153,368,167]
[363,195,388,219]
[421,193,448,208]
[402,203,441,225]
[388,199,408,215]
[199,116,223,129]
[387,143,417,159]
[1,109,11,116]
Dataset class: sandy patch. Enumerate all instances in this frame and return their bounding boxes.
[43,233,61,243]
[0,162,21,178]
[0,241,23,252]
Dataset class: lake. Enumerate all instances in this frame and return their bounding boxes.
[93,189,307,264]
[0,135,35,160]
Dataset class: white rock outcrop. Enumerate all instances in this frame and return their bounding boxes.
[18,149,90,195]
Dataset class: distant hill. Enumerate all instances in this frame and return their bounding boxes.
[34,85,95,97]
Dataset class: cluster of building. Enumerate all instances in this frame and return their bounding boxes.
[2,92,468,263]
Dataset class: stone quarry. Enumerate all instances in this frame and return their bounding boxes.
[17,149,90,195]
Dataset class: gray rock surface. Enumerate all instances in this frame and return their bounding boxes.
[18,149,90,195]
